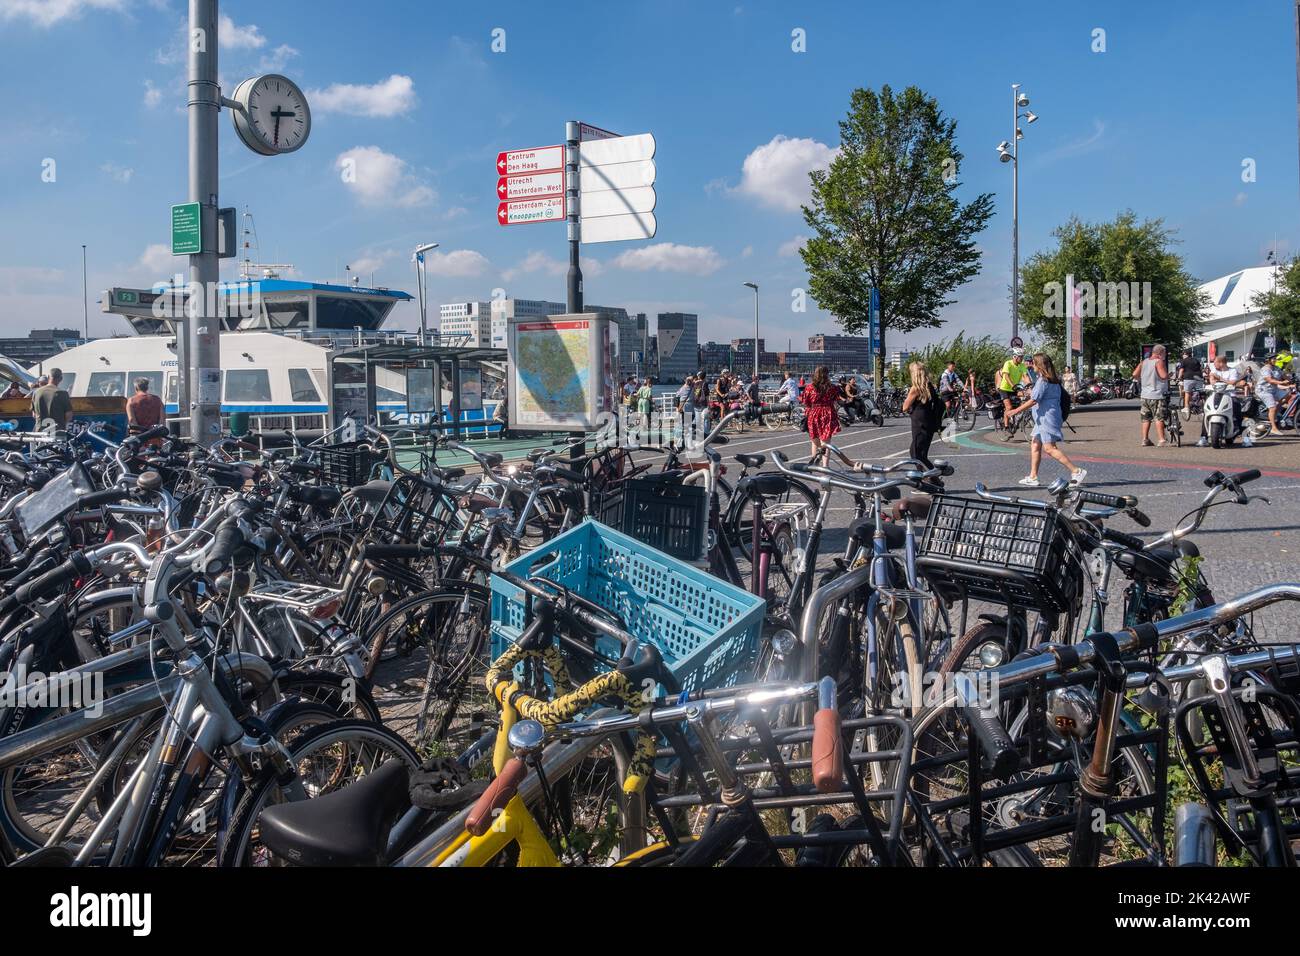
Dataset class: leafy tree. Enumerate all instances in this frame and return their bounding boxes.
[906,332,1034,387]
[1250,257,1300,350]
[1019,211,1207,374]
[801,85,995,382]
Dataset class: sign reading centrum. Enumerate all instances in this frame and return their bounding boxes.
[496,145,564,176]
[171,201,202,256]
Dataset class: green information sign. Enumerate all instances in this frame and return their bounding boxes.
[171,201,201,256]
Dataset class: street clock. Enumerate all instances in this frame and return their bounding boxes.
[229,74,311,156]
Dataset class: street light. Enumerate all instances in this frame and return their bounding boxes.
[998,84,1039,341]
[743,282,759,383]
[80,244,88,341]
[413,242,439,345]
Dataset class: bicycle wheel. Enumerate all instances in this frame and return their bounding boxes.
[729,477,818,562]
[218,719,420,867]
[363,583,492,750]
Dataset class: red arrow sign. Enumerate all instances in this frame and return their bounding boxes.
[498,197,566,226]
[497,170,565,201]
[496,145,564,177]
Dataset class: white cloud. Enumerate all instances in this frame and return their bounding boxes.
[734,134,837,212]
[349,250,393,277]
[503,250,602,281]
[778,236,807,257]
[0,266,64,293]
[1038,120,1106,164]
[138,244,172,274]
[741,245,753,258]
[612,243,724,276]
[143,79,162,108]
[101,163,133,183]
[310,75,417,118]
[0,0,126,28]
[423,249,490,278]
[218,13,266,50]
[257,44,299,74]
[335,146,435,208]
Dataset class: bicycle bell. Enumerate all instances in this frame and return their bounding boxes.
[1046,685,1096,740]
[507,719,546,757]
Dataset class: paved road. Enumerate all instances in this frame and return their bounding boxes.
[625,401,1299,640]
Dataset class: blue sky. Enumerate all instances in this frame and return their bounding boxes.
[1,0,1298,352]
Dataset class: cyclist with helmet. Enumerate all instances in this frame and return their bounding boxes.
[997,346,1031,425]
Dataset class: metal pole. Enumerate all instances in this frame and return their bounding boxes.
[80,245,88,340]
[415,253,426,346]
[188,0,221,445]
[1011,85,1020,342]
[565,120,582,314]
[753,285,760,382]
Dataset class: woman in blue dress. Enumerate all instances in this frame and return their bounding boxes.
[1007,352,1087,488]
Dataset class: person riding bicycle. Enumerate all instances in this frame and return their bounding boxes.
[997,347,1031,424]
[938,361,961,411]
[1176,349,1204,418]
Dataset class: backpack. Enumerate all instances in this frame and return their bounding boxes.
[1060,384,1072,421]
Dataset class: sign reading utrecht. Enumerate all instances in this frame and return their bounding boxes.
[171,202,202,256]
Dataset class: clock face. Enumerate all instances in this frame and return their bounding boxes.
[232,74,311,156]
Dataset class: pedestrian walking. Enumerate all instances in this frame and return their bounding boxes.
[801,365,841,463]
[901,361,943,469]
[1009,353,1086,487]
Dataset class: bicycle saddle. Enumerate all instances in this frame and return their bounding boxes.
[258,759,414,867]
[290,485,342,509]
[352,479,393,504]
[431,466,466,482]
[734,453,766,469]
[1114,548,1176,585]
[891,496,931,522]
[742,473,790,498]
[848,515,908,550]
[460,493,501,514]
[479,452,504,468]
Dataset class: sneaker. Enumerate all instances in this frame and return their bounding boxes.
[1196,437,1208,447]
[1141,439,1154,447]
[1018,476,1041,487]
[1070,468,1087,486]
[1157,440,1168,447]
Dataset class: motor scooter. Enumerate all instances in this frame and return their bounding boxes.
[1202,382,1270,448]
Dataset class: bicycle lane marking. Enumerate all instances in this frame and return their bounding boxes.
[1065,454,1300,481]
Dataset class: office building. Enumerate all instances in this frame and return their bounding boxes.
[438,302,493,346]
[0,328,85,366]
[656,312,698,383]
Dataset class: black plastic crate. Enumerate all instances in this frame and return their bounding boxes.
[598,476,708,561]
[314,441,377,487]
[916,495,1083,616]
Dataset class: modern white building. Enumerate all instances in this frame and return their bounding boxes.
[438,301,493,346]
[1192,266,1284,362]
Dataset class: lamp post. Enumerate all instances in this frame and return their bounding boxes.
[413,242,438,345]
[80,244,88,340]
[743,282,759,382]
[997,84,1038,342]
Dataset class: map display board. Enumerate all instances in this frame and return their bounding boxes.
[508,313,615,431]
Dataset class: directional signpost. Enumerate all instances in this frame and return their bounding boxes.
[498,198,566,225]
[496,146,567,227]
[578,133,657,244]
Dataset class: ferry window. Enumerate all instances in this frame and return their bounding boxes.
[87,372,126,397]
[129,370,164,396]
[165,375,177,404]
[287,368,320,403]
[376,385,405,404]
[58,373,76,394]
[225,369,272,403]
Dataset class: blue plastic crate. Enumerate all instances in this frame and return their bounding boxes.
[490,518,765,694]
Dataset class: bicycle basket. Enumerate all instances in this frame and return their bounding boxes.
[313,441,378,487]
[596,475,708,561]
[915,495,1084,616]
[491,518,764,694]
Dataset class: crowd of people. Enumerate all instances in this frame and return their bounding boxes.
[0,369,165,435]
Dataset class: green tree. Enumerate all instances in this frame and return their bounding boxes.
[801,85,995,383]
[1019,211,1207,374]
[1250,257,1300,349]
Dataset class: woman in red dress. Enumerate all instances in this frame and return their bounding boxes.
[801,365,842,463]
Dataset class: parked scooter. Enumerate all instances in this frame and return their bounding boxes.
[1202,382,1270,448]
